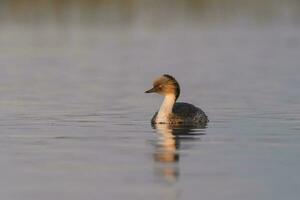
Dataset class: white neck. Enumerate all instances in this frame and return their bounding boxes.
[155,94,176,123]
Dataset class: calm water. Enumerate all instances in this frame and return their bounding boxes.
[1,1,300,200]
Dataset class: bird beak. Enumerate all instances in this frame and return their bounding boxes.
[145,87,157,93]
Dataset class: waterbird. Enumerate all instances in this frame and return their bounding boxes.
[145,74,208,124]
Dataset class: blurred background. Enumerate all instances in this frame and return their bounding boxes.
[1,0,299,112]
[1,1,300,200]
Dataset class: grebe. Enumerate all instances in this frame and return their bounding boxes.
[145,74,209,124]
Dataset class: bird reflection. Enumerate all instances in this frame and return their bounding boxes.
[152,123,207,183]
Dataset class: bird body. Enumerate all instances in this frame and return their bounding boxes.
[145,74,208,125]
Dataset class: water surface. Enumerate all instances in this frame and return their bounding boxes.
[0,1,300,200]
